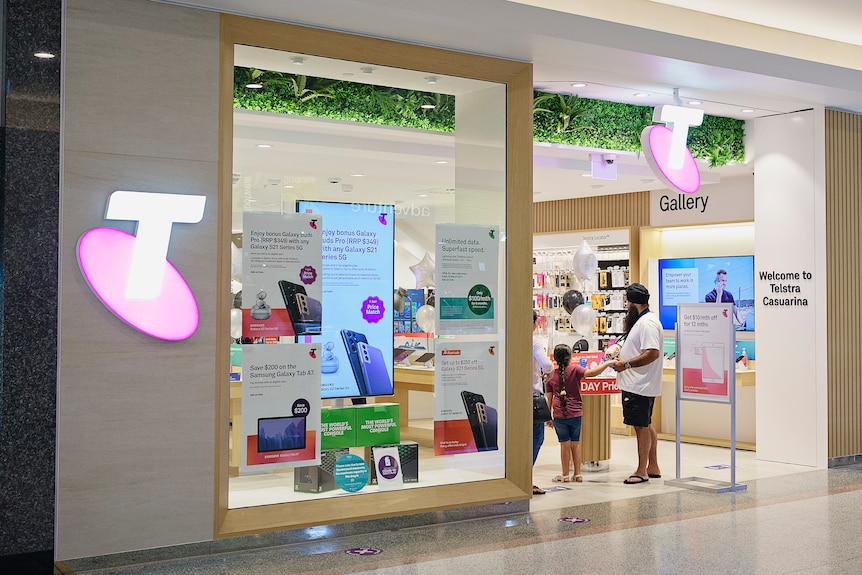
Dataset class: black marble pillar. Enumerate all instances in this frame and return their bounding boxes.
[0,0,61,572]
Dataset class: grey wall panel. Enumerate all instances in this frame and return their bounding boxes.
[58,0,220,559]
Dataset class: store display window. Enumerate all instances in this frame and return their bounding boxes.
[217,16,533,536]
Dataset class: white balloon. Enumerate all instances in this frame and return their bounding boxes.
[570,304,597,336]
[572,240,598,280]
[230,308,243,340]
[415,304,436,333]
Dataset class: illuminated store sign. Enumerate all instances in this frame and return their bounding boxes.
[77,191,206,341]
[641,104,704,194]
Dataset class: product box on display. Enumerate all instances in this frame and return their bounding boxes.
[354,403,400,446]
[293,448,350,493]
[320,406,358,449]
[368,441,419,485]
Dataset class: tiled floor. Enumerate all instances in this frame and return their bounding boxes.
[59,437,862,575]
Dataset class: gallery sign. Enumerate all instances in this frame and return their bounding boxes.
[76,191,206,341]
[641,105,704,195]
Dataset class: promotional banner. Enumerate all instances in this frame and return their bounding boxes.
[433,341,500,455]
[240,344,321,472]
[677,303,735,403]
[242,212,323,341]
[436,224,499,335]
[297,201,394,399]
[572,351,620,395]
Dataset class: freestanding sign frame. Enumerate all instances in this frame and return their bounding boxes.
[665,303,747,493]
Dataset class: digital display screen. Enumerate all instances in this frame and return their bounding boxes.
[657,255,755,331]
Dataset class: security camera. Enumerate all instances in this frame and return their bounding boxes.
[602,153,617,165]
[328,177,341,184]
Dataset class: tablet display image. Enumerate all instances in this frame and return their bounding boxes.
[358,342,394,395]
[393,348,413,364]
[701,342,725,384]
[257,416,307,452]
[413,352,435,364]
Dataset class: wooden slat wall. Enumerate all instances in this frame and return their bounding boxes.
[826,109,862,459]
[533,192,651,233]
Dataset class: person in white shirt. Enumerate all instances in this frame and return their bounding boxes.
[532,310,553,494]
[611,283,663,484]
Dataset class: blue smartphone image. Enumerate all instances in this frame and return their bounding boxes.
[357,341,393,396]
[340,329,369,396]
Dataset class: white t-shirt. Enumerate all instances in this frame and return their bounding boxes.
[616,311,664,397]
[532,334,553,395]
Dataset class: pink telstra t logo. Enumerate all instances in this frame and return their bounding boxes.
[641,105,704,194]
[76,191,207,341]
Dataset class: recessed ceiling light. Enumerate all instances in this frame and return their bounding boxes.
[426,76,438,85]
[350,173,365,177]
[342,72,354,77]
[634,92,649,98]
[571,83,587,88]
[283,185,294,189]
[34,51,55,59]
[418,193,429,198]
[360,67,375,75]
[435,160,448,164]
[688,100,702,105]
[245,82,263,89]
[291,56,306,66]
[581,173,592,178]
[741,108,755,113]
[256,144,272,148]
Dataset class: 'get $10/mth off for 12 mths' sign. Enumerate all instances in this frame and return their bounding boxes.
[76,191,206,341]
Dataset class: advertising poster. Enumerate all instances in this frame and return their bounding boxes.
[242,212,323,341]
[297,201,394,399]
[573,351,620,395]
[436,224,499,335]
[433,341,500,455]
[240,344,321,472]
[677,303,735,403]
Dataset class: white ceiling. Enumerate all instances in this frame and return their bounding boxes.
[167,0,862,204]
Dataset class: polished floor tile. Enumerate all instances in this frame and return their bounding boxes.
[59,440,862,575]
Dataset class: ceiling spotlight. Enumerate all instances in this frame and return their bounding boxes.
[350,173,366,177]
[418,193,429,198]
[435,160,448,164]
[245,82,263,89]
[34,51,55,59]
[360,66,375,75]
[291,56,306,66]
[342,72,354,77]
[284,185,294,189]
[256,143,272,148]
[571,82,587,88]
[688,100,702,105]
[581,173,592,178]
[741,108,755,113]
[634,92,649,98]
[426,76,438,85]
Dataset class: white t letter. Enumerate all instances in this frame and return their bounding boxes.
[653,105,704,170]
[106,191,206,299]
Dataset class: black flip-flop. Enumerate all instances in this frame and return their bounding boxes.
[648,473,662,479]
[623,475,649,484]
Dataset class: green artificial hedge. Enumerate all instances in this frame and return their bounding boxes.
[234,67,745,167]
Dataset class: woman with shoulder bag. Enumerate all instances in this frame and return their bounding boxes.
[531,310,553,494]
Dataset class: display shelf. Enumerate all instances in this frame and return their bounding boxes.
[532,245,630,352]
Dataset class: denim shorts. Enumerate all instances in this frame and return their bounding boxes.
[553,416,582,443]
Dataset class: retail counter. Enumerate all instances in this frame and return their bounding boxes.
[655,365,757,450]
[393,366,434,447]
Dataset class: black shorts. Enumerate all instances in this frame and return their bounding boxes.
[621,391,655,428]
